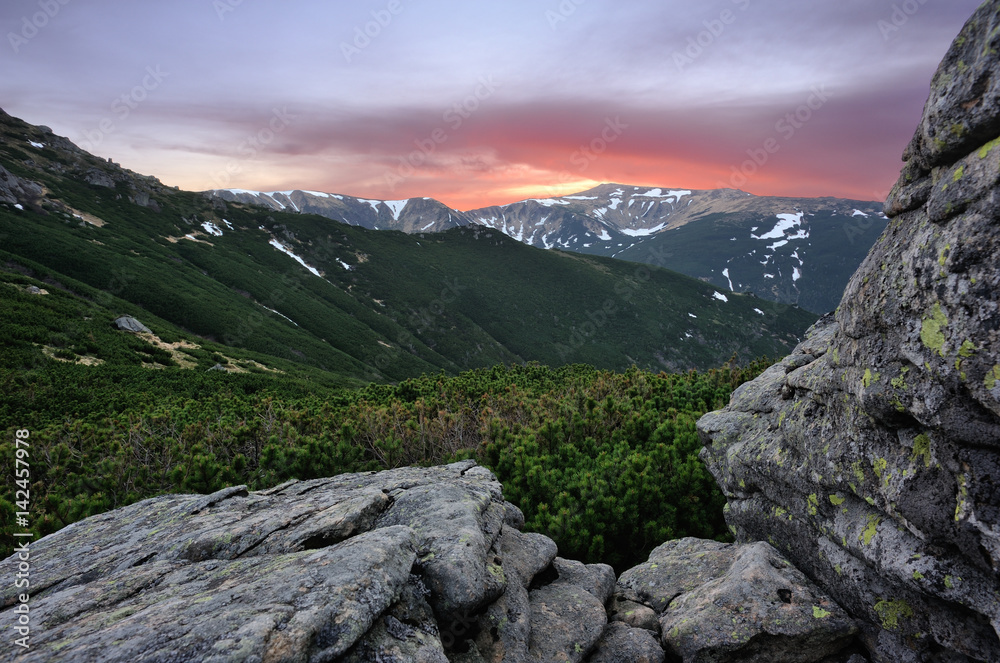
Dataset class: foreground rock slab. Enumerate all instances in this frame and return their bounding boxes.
[619,538,857,663]
[0,462,673,662]
[699,3,1000,662]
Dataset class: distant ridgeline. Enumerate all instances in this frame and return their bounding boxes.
[210,184,888,315]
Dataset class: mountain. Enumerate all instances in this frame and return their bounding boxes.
[0,108,817,382]
[208,188,472,233]
[466,184,888,315]
[206,183,887,315]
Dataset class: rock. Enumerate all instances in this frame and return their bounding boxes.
[0,464,614,662]
[112,315,152,334]
[585,623,665,663]
[84,168,116,188]
[607,592,660,633]
[698,4,1000,662]
[527,575,608,662]
[619,538,856,663]
[0,163,41,204]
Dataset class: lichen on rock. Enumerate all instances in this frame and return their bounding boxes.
[699,3,1000,661]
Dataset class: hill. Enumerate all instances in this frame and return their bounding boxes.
[0,108,817,381]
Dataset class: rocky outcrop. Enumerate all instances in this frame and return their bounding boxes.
[699,3,1000,662]
[113,315,152,334]
[0,163,42,205]
[0,463,856,662]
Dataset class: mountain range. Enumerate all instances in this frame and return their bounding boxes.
[0,108,819,383]
[209,183,887,315]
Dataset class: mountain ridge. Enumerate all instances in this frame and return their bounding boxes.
[207,183,887,314]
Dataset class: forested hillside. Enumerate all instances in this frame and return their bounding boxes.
[1,356,766,571]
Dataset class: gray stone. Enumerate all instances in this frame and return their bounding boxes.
[528,577,608,662]
[698,3,1000,662]
[607,592,660,633]
[621,538,856,663]
[112,315,152,334]
[585,623,665,663]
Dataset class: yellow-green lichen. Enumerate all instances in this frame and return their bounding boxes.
[986,365,1000,391]
[813,606,832,619]
[952,165,964,182]
[829,494,845,506]
[860,514,881,546]
[874,599,914,631]
[920,303,948,357]
[863,369,880,389]
[912,434,932,468]
[955,474,969,522]
[913,571,924,580]
[808,494,818,516]
[979,136,1000,159]
[959,340,977,358]
[873,457,888,482]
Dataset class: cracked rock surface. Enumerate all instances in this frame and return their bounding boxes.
[1,462,858,662]
[699,3,1000,662]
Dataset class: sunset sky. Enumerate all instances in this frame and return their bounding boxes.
[1,0,984,209]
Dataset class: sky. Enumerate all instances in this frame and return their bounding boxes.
[1,0,985,210]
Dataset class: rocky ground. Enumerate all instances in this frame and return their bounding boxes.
[0,462,862,663]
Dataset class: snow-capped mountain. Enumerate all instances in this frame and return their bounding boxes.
[206,189,471,234]
[205,183,887,314]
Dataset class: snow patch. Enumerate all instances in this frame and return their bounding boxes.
[754,308,765,316]
[597,229,612,241]
[13,204,23,210]
[28,141,45,149]
[763,274,776,279]
[852,209,869,217]
[793,267,802,282]
[530,199,571,207]
[620,222,666,237]
[767,240,789,251]
[564,196,598,200]
[201,221,223,237]
[420,221,435,232]
[269,239,322,277]
[608,197,622,210]
[722,268,734,291]
[635,188,692,202]
[384,199,409,220]
[689,313,697,319]
[713,292,729,303]
[752,213,803,240]
[259,303,299,326]
[337,259,353,271]
[222,219,234,230]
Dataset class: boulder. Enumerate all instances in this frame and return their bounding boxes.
[112,315,152,334]
[0,463,619,662]
[586,623,665,663]
[619,538,857,663]
[699,3,1000,662]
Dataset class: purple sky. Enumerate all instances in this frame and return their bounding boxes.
[1,0,984,209]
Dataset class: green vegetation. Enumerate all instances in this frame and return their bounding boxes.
[0,351,768,570]
[0,110,790,571]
